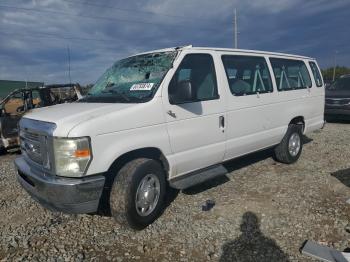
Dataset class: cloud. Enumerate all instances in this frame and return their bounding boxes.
[243,0,298,13]
[0,0,349,84]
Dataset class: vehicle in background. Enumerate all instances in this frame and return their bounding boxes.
[15,46,325,229]
[324,79,333,89]
[325,74,350,119]
[0,80,44,101]
[0,84,82,152]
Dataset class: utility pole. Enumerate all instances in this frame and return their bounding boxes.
[332,50,339,82]
[233,8,238,49]
[67,45,72,84]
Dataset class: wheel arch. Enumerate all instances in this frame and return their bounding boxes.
[98,147,170,215]
[107,147,170,176]
[289,116,305,133]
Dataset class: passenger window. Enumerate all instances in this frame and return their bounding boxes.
[169,54,218,104]
[309,61,323,87]
[31,90,42,108]
[221,55,273,96]
[270,58,312,91]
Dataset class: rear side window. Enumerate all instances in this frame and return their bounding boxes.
[309,61,323,87]
[270,58,312,91]
[221,55,273,96]
[169,54,218,103]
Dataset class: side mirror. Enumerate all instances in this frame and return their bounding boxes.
[169,80,193,104]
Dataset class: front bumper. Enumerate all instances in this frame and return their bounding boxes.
[15,156,105,214]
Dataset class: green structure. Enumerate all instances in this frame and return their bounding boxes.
[0,80,44,99]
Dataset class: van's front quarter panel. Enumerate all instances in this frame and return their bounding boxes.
[88,123,173,176]
[67,97,174,176]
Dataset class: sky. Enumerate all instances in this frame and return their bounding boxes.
[0,0,349,85]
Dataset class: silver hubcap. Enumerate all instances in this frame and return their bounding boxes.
[135,174,160,217]
[288,133,301,157]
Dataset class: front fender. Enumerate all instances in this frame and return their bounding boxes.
[86,124,174,177]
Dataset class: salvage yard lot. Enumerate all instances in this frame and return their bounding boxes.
[1,122,350,261]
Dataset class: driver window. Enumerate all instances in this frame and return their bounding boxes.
[169,54,219,103]
[4,92,24,115]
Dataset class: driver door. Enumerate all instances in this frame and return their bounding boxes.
[162,53,226,177]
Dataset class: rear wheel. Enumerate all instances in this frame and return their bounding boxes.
[109,158,166,230]
[274,124,303,164]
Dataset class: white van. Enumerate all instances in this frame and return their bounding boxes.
[15,46,325,229]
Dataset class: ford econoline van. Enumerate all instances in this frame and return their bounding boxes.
[15,46,325,229]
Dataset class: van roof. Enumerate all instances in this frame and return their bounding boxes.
[135,45,314,60]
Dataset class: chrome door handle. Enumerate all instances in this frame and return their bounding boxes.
[219,115,225,131]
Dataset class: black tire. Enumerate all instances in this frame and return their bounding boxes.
[0,146,6,155]
[274,124,303,164]
[109,158,166,230]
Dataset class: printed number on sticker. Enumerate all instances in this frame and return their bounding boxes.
[130,83,154,91]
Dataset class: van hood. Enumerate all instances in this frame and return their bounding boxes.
[24,102,135,136]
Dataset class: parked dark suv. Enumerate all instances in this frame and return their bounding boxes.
[325,75,350,119]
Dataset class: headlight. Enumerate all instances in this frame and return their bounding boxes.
[53,137,92,177]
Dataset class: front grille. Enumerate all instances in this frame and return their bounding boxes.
[20,129,44,165]
[19,118,56,171]
[23,130,40,141]
[325,98,350,105]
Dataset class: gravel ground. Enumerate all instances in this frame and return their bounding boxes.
[1,122,350,261]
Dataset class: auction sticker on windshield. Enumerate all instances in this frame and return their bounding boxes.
[130,83,154,91]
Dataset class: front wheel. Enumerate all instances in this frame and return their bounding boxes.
[274,124,303,164]
[0,145,6,155]
[109,158,166,230]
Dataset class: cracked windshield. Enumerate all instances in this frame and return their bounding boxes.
[82,51,177,103]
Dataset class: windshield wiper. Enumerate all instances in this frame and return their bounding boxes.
[101,88,131,102]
